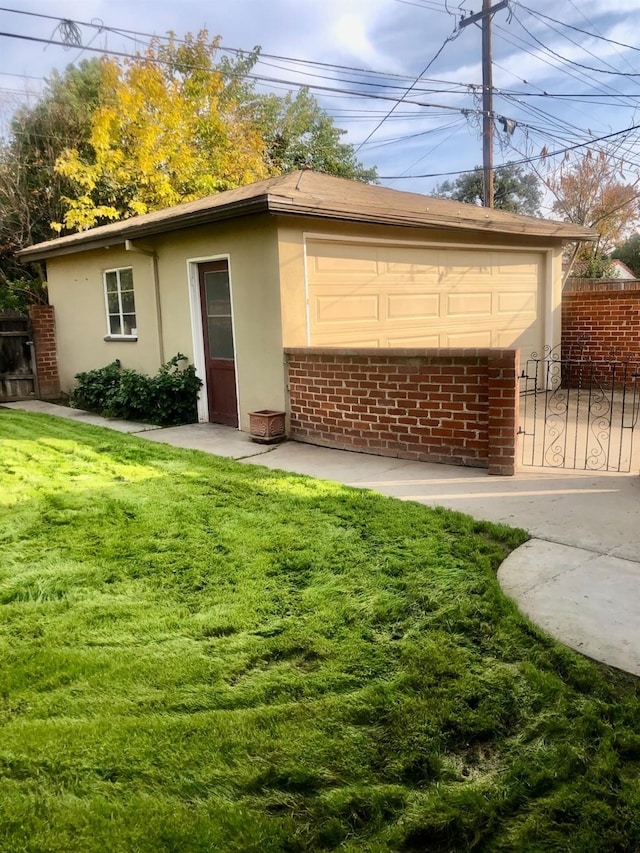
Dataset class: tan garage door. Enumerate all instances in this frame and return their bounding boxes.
[306,239,545,362]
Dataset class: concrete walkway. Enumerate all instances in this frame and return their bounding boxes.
[4,401,640,676]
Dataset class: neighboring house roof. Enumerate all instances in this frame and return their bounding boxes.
[610,259,638,280]
[19,170,598,262]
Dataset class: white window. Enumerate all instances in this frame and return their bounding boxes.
[104,267,137,338]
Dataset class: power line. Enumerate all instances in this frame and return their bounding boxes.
[354,27,460,153]
[378,122,640,179]
[516,3,640,58]
[509,8,640,79]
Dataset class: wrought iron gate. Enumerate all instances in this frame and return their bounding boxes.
[519,345,640,472]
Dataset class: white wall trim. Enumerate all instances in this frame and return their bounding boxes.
[302,235,311,346]
[543,249,555,357]
[186,253,239,426]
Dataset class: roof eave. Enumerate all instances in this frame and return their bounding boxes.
[18,196,272,262]
[19,192,597,262]
[267,199,598,242]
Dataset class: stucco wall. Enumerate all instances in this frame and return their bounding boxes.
[152,216,283,429]
[46,246,161,390]
[46,215,283,430]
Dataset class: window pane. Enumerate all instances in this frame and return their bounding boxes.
[121,290,136,314]
[107,291,120,313]
[119,268,134,290]
[105,271,118,293]
[122,314,137,336]
[205,271,231,316]
[109,315,122,335]
[208,316,234,358]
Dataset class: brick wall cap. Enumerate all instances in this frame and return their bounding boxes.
[285,347,518,359]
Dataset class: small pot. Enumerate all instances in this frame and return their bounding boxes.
[248,410,286,444]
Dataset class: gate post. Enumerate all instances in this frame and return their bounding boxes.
[487,349,519,476]
[28,305,60,399]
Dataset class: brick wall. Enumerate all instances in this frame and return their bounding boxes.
[562,290,640,363]
[29,305,60,399]
[285,348,519,476]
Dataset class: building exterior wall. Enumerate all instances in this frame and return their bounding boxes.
[44,208,564,437]
[285,347,519,476]
[148,216,283,430]
[46,246,160,390]
[45,216,283,430]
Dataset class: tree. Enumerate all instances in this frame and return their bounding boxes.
[546,151,640,279]
[433,164,542,215]
[612,233,640,277]
[54,31,376,232]
[0,60,102,285]
[54,33,270,231]
[259,88,377,181]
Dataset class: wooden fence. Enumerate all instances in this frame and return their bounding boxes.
[0,310,37,402]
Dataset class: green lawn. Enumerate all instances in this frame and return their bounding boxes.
[1,409,640,852]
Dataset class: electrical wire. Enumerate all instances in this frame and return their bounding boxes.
[516,3,640,58]
[354,27,460,152]
[509,7,640,79]
[377,122,640,179]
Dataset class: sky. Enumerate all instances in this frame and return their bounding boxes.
[1,0,640,213]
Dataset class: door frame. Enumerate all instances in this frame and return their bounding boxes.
[187,253,240,425]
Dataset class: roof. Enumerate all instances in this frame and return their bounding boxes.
[610,259,638,280]
[19,170,598,262]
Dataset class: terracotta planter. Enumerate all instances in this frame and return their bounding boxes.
[248,410,286,444]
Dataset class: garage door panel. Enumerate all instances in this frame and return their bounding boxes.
[311,331,384,347]
[496,256,540,277]
[445,330,494,348]
[383,247,439,281]
[446,292,493,316]
[306,240,544,362]
[386,333,440,347]
[386,293,440,320]
[497,290,537,314]
[310,242,379,276]
[314,294,379,324]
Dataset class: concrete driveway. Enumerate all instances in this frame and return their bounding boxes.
[5,403,640,677]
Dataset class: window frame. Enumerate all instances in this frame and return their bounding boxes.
[103,266,137,341]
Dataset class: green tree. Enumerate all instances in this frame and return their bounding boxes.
[433,164,542,215]
[0,59,102,289]
[259,88,377,181]
[612,233,640,277]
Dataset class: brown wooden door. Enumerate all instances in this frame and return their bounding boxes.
[198,260,238,426]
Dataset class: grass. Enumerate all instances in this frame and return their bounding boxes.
[1,408,640,852]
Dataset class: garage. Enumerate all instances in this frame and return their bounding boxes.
[22,170,595,435]
[305,237,546,364]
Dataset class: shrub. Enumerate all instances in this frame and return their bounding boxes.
[0,279,48,312]
[72,354,202,426]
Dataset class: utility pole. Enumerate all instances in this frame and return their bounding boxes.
[459,0,508,208]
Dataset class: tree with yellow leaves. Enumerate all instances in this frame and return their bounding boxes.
[54,32,273,231]
[547,150,640,279]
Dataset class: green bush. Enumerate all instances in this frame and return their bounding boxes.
[72,354,202,426]
[0,279,48,312]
